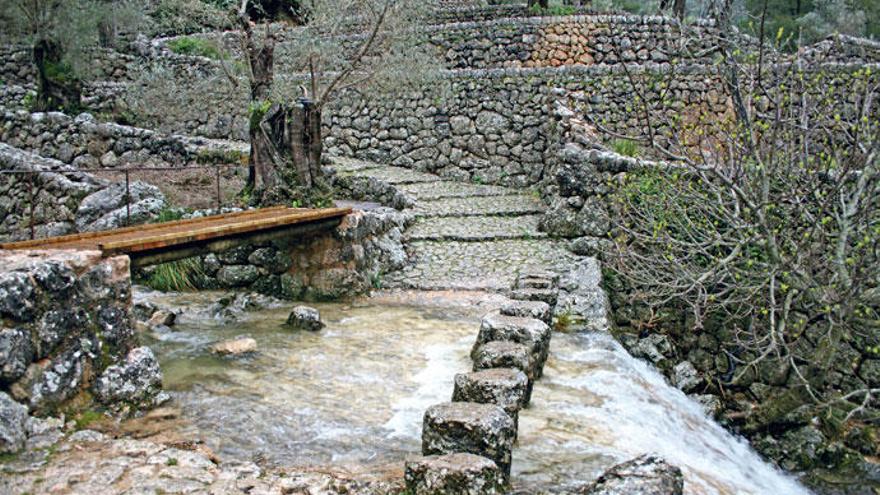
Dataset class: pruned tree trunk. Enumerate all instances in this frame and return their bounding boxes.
[32,40,81,112]
[253,99,325,206]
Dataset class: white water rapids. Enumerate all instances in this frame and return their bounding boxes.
[143,290,809,494]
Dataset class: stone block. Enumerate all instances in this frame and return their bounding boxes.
[422,402,515,481]
[452,369,528,429]
[405,453,504,495]
[472,312,551,377]
[500,300,551,325]
[472,341,537,404]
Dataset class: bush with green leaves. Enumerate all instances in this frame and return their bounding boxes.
[167,36,223,59]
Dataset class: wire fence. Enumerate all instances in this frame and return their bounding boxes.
[0,165,245,240]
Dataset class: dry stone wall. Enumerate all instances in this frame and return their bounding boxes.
[430,15,720,70]
[0,143,165,242]
[0,109,246,170]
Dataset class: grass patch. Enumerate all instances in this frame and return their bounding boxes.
[167,36,223,59]
[144,257,206,292]
[74,410,104,430]
[166,457,178,466]
[610,138,641,157]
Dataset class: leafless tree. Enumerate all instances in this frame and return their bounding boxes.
[604,11,880,427]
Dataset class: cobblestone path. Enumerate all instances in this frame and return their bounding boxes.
[334,158,577,291]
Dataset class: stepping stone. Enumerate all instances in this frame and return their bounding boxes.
[515,276,554,290]
[422,402,516,482]
[471,312,551,378]
[405,453,505,495]
[509,287,559,307]
[452,369,529,431]
[472,341,537,405]
[500,300,552,325]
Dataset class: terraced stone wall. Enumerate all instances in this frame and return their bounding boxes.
[0,143,166,242]
[0,109,246,170]
[0,249,162,435]
[430,15,721,70]
[322,64,728,187]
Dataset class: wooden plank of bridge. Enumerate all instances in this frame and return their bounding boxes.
[0,206,352,256]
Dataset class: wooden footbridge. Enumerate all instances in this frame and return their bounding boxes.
[0,206,352,268]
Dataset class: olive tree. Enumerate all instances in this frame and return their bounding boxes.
[0,0,144,111]
[232,0,432,206]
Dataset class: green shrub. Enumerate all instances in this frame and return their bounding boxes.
[610,138,641,157]
[166,36,223,59]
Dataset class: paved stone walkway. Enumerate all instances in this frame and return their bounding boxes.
[334,158,577,292]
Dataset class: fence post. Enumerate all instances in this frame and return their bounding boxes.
[124,169,131,226]
[216,166,221,214]
[29,171,36,240]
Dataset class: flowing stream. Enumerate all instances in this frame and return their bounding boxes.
[141,290,809,494]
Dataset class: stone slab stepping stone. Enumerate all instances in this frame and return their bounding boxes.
[422,402,515,481]
[500,300,552,325]
[452,369,529,431]
[471,312,551,378]
[405,453,505,495]
[515,276,554,290]
[509,287,559,307]
[472,341,537,405]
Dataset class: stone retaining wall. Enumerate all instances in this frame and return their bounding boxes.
[0,109,247,170]
[0,143,165,242]
[159,207,409,301]
[0,249,162,438]
[428,15,720,70]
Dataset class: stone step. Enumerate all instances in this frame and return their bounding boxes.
[382,239,576,292]
[414,195,545,218]
[422,402,516,482]
[340,166,441,184]
[397,181,514,200]
[328,156,385,173]
[509,287,559,307]
[471,312,552,378]
[405,215,547,242]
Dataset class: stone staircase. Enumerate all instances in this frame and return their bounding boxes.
[333,157,577,292]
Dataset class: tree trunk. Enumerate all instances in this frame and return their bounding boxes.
[32,40,81,112]
[251,99,326,206]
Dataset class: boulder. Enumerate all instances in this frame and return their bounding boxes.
[0,391,28,454]
[452,369,529,429]
[582,455,684,495]
[92,347,163,409]
[147,310,176,328]
[75,181,165,232]
[500,300,551,325]
[472,312,551,377]
[211,336,257,356]
[672,361,701,393]
[422,402,515,481]
[405,453,505,495]
[286,306,325,332]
